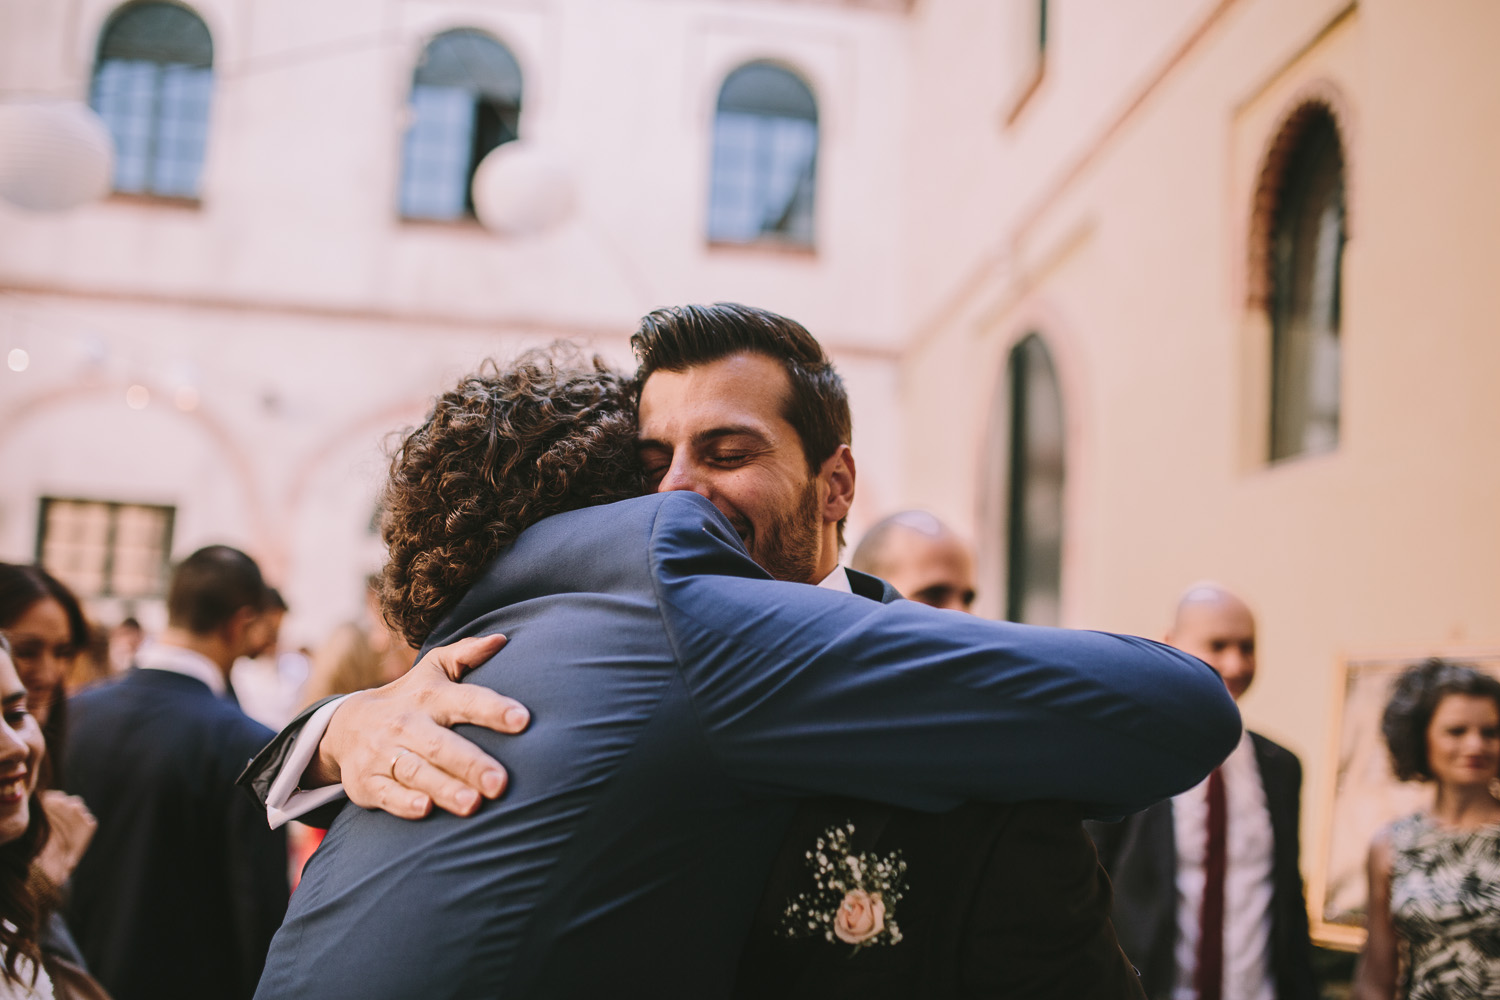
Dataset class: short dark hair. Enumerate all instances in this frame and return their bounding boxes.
[380,348,643,645]
[632,303,851,543]
[1382,657,1500,782]
[632,303,851,470]
[166,546,267,634]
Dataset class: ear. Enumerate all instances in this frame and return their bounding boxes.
[818,445,855,525]
[224,606,262,653]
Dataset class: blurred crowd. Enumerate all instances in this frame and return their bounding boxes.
[0,557,415,999]
[0,518,1496,999]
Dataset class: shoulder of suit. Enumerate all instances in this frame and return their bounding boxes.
[1249,730,1303,779]
[1248,730,1298,759]
[844,567,901,604]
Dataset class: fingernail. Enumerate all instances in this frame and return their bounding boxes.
[457,789,479,812]
[504,707,530,730]
[482,769,505,797]
[411,795,427,812]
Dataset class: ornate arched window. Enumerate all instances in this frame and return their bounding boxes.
[1003,334,1065,625]
[1265,104,1346,461]
[89,2,214,198]
[399,29,522,221]
[708,62,818,246]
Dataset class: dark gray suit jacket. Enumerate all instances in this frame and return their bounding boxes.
[1086,733,1318,1000]
[252,492,1239,999]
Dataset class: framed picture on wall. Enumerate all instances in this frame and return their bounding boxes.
[1308,649,1500,950]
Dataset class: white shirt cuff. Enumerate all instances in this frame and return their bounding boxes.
[265,695,350,830]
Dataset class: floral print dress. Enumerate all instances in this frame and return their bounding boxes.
[1388,812,1500,999]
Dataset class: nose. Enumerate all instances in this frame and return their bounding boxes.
[657,458,712,498]
[0,721,29,769]
[36,651,64,690]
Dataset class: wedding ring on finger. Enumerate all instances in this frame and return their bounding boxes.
[390,748,415,779]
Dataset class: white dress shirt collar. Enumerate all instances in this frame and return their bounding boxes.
[135,640,229,697]
[815,566,853,593]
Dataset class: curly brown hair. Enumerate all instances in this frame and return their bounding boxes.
[379,347,644,646]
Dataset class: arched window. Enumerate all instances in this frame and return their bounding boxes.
[708,62,817,247]
[1003,335,1065,625]
[1267,105,1346,461]
[89,2,214,199]
[399,29,522,222]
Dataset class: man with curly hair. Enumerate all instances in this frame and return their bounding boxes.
[244,309,1237,998]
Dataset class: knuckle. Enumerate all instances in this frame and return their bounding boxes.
[418,731,446,760]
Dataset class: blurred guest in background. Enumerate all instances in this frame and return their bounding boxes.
[0,635,107,1000]
[232,589,310,731]
[0,565,99,969]
[64,546,288,1000]
[299,575,414,710]
[1352,659,1500,1000]
[1088,584,1317,1000]
[850,510,976,612]
[67,624,110,694]
[299,622,379,709]
[104,619,142,677]
[0,565,85,781]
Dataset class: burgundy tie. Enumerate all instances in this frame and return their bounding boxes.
[1195,768,1227,1000]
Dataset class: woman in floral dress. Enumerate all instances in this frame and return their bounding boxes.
[1353,659,1500,999]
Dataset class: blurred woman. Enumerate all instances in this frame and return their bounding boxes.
[0,568,97,967]
[1352,658,1500,1000]
[0,636,106,999]
[0,567,84,783]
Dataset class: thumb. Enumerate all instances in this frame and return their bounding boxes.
[425,633,508,682]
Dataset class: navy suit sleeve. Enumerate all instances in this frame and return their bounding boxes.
[650,493,1241,817]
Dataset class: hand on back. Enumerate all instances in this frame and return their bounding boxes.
[311,634,530,820]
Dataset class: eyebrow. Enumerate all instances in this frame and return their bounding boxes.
[637,425,773,449]
[1,693,24,709]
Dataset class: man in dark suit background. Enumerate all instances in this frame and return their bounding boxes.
[65,545,289,1000]
[1086,585,1317,1000]
[245,305,1210,995]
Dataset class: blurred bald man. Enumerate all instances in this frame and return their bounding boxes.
[1087,585,1317,1000]
[850,511,976,612]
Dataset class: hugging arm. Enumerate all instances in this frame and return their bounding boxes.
[666,574,1241,817]
[237,634,531,826]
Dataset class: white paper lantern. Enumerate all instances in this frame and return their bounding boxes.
[0,102,115,212]
[471,142,576,237]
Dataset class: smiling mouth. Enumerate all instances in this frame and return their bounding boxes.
[0,772,27,800]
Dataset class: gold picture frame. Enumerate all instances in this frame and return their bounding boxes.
[1307,648,1500,950]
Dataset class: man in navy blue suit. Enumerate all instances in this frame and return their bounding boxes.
[245,309,1236,996]
[66,545,289,1000]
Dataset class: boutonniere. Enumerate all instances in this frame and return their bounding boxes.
[781,823,908,953]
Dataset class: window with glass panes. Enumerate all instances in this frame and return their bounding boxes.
[708,63,818,246]
[89,2,213,199]
[36,498,175,600]
[1268,106,1346,462]
[1003,335,1065,627]
[398,30,522,221]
